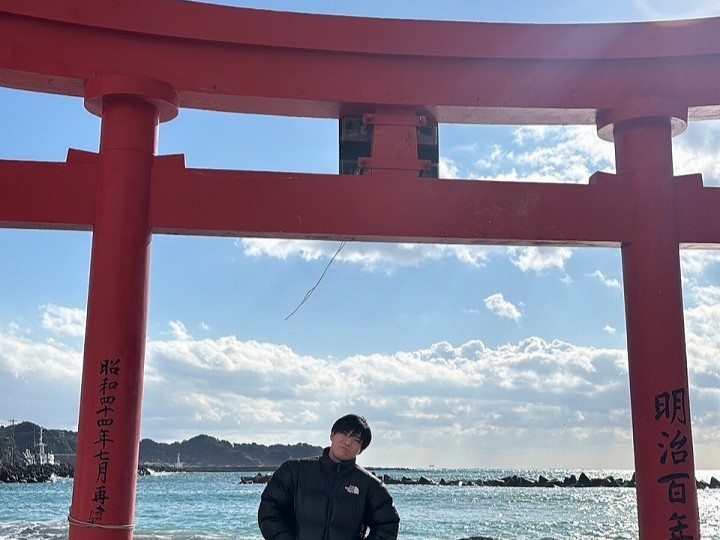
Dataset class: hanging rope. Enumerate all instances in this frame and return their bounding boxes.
[285,241,346,320]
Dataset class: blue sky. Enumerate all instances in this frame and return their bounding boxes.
[2,1,720,470]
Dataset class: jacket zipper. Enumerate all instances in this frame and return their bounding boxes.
[323,464,344,540]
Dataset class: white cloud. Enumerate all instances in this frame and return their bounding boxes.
[108,325,640,465]
[4,315,720,468]
[467,125,615,184]
[507,246,573,273]
[513,128,612,184]
[603,325,617,335]
[238,239,495,272]
[7,321,27,336]
[673,122,720,186]
[40,304,86,337]
[475,143,510,170]
[589,270,622,289]
[241,238,328,261]
[680,249,720,277]
[484,293,522,321]
[22,320,628,432]
[0,331,81,379]
[241,239,563,277]
[439,156,461,179]
[169,320,192,341]
[0,327,82,429]
[683,282,720,374]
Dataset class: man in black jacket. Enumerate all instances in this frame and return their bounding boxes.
[258,414,400,540]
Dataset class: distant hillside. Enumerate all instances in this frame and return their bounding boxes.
[0,421,76,463]
[140,435,322,467]
[0,422,322,467]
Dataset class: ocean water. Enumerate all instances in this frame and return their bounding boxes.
[1,469,719,540]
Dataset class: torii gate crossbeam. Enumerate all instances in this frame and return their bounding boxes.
[2,1,720,539]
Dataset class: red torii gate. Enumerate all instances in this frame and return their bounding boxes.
[1,1,719,538]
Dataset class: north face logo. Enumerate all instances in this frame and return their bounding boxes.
[345,484,360,495]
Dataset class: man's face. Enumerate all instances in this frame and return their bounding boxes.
[328,431,363,463]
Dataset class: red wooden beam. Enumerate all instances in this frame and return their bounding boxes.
[4,152,720,247]
[2,1,720,123]
[674,176,720,247]
[144,166,720,247]
[148,158,631,244]
[0,151,97,230]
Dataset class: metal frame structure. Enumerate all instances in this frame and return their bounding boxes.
[2,1,720,538]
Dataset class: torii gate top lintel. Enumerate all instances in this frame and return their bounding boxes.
[3,0,720,125]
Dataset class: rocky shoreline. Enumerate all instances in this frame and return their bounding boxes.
[241,471,720,489]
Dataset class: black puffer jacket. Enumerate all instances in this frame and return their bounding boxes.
[258,448,399,540]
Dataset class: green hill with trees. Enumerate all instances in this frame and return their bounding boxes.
[0,421,321,467]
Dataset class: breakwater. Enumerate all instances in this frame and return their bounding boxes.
[0,463,156,483]
[0,463,74,483]
[241,471,720,489]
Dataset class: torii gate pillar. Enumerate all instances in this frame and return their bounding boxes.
[599,100,699,539]
[68,76,178,539]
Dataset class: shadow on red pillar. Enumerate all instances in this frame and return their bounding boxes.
[600,101,700,540]
[68,76,177,540]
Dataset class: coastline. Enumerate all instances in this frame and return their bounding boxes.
[2,462,718,492]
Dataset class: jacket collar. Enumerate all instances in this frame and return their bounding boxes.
[320,446,356,472]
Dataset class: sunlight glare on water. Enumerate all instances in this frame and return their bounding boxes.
[1,470,720,540]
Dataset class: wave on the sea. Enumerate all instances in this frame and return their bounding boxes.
[0,520,264,540]
[0,521,67,540]
[145,467,179,477]
[134,533,247,540]
[0,521,259,540]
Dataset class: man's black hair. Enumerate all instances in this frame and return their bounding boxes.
[331,414,372,451]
